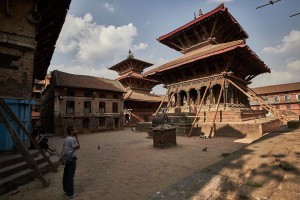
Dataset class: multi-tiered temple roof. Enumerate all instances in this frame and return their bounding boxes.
[109,50,161,102]
[145,4,270,84]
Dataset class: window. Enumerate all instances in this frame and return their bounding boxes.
[84,91,93,97]
[274,96,280,102]
[99,92,106,98]
[84,101,91,113]
[83,118,89,129]
[113,93,119,99]
[284,95,290,102]
[67,89,76,96]
[99,117,106,128]
[112,102,118,113]
[263,97,269,102]
[66,101,75,114]
[297,94,300,101]
[99,102,106,113]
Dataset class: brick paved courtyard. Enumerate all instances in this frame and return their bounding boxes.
[0,128,250,200]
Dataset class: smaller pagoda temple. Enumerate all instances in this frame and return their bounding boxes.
[109,50,165,125]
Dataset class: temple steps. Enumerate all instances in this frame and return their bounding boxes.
[0,150,59,195]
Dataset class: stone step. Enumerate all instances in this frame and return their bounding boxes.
[0,155,59,195]
[0,150,40,169]
[0,154,52,179]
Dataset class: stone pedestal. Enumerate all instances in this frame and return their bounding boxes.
[153,124,176,148]
[135,122,152,132]
[287,120,300,129]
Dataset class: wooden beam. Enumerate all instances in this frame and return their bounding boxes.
[228,79,290,122]
[188,81,211,137]
[154,87,170,116]
[210,16,219,38]
[201,27,209,39]
[166,86,179,113]
[208,79,225,138]
[0,99,57,172]
[168,41,184,51]
[0,105,50,187]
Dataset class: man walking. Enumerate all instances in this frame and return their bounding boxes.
[62,126,80,198]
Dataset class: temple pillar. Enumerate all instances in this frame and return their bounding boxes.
[197,89,201,104]
[230,87,234,104]
[177,92,181,106]
[209,87,213,105]
[187,90,190,106]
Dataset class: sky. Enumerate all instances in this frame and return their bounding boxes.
[49,0,300,94]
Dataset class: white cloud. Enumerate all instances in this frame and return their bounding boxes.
[48,64,118,79]
[287,59,300,71]
[133,43,148,51]
[104,2,115,12]
[251,70,299,87]
[207,0,233,3]
[262,30,300,54]
[56,13,146,64]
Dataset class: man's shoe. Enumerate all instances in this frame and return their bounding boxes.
[68,193,78,199]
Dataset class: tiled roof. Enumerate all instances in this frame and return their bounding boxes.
[252,82,300,95]
[145,40,247,76]
[52,70,125,93]
[124,90,165,102]
[109,57,153,71]
[34,0,72,80]
[116,72,159,83]
[157,3,248,43]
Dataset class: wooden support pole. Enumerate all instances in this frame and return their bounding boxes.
[0,107,49,187]
[154,87,170,116]
[165,86,179,114]
[188,81,211,137]
[227,80,288,123]
[243,85,290,122]
[0,99,57,172]
[131,112,144,122]
[208,79,225,138]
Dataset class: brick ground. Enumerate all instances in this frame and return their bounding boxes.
[0,128,249,200]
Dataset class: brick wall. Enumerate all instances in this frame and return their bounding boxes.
[41,85,124,135]
[0,1,37,99]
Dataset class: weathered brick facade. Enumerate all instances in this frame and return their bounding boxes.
[0,1,37,99]
[40,71,125,135]
[251,82,300,116]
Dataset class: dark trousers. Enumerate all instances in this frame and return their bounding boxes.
[63,158,77,196]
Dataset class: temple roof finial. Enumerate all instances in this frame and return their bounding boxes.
[198,9,203,17]
[128,49,134,58]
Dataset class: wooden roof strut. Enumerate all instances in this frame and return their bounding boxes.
[188,81,211,137]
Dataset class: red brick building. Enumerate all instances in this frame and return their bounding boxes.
[40,70,125,135]
[251,82,300,117]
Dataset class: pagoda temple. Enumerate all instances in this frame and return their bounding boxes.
[145,4,287,138]
[109,50,164,125]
